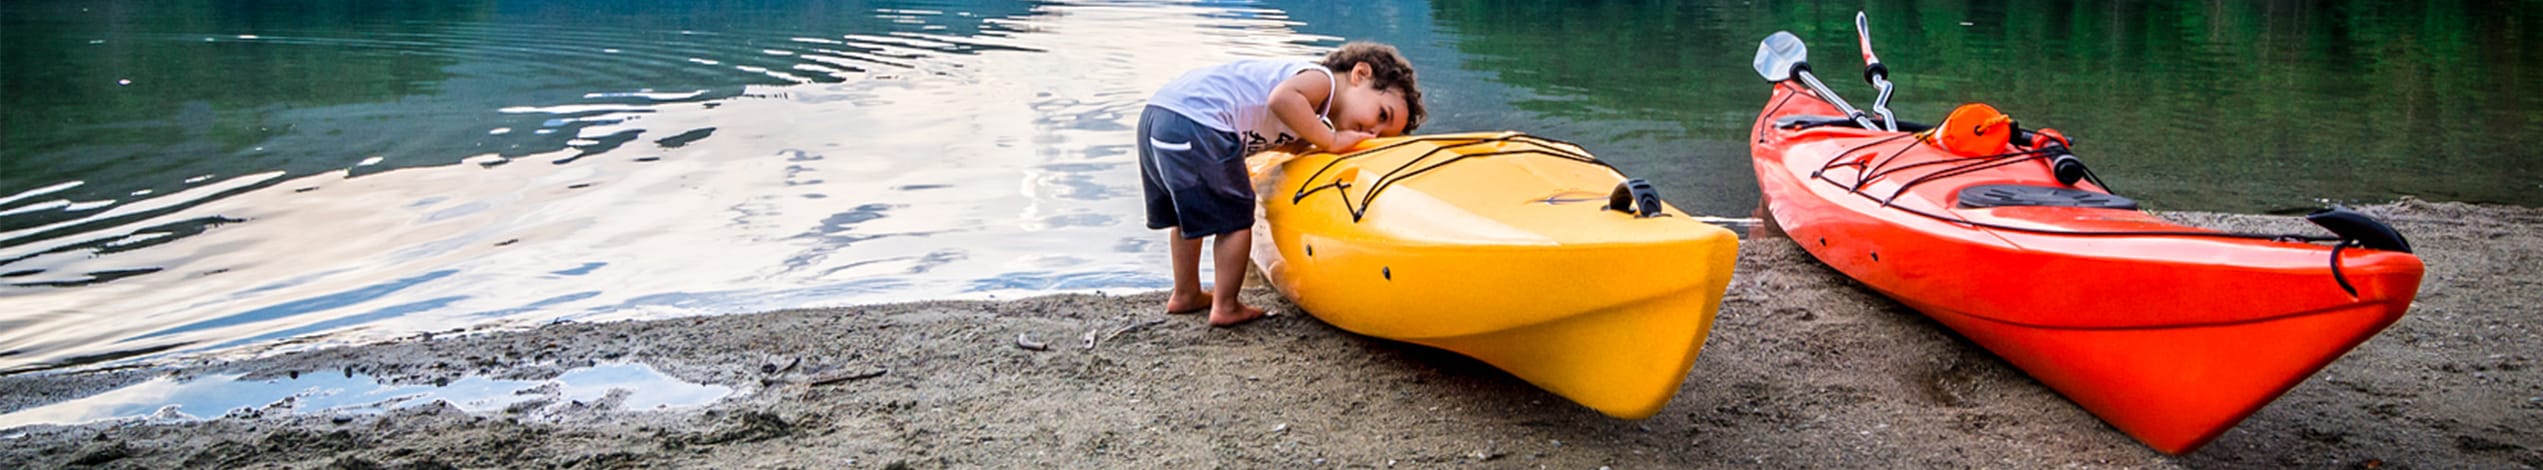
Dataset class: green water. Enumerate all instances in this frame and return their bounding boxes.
[0,0,2535,372]
[1279,0,2543,213]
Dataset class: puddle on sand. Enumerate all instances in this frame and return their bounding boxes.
[0,363,729,430]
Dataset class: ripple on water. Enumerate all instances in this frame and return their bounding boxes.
[0,363,730,430]
[1037,213,1116,229]
[0,0,1330,376]
[1037,163,1129,201]
[820,204,895,231]
[967,270,1168,293]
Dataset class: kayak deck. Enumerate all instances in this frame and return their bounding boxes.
[1749,82,2424,453]
[1248,132,1740,419]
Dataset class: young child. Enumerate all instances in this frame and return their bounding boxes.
[1138,42,1426,327]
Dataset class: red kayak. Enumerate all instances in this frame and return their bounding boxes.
[1747,28,2425,454]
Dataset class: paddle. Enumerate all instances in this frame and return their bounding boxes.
[1752,31,1879,129]
[1854,11,1899,131]
[1751,31,1805,82]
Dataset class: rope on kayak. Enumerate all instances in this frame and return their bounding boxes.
[1809,137,2341,243]
[1290,133,1624,222]
[1756,91,1802,143]
[1877,151,2061,207]
[1794,116,2118,195]
[1801,132,2379,297]
[1818,131,2064,201]
[1774,97,2387,297]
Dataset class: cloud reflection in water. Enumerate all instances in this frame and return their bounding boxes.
[0,1,1329,374]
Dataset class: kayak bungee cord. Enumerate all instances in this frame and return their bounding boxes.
[1291,133,1625,222]
[1791,129,2379,297]
[1295,133,1613,198]
[1806,135,2339,243]
[1756,91,1802,143]
[1823,133,2059,199]
[1876,150,2060,206]
[1773,103,2120,194]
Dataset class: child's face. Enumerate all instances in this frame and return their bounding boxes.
[1333,84,1410,137]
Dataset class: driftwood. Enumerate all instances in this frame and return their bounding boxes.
[808,368,888,386]
[1082,318,1168,349]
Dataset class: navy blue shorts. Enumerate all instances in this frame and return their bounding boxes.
[1137,106,1253,239]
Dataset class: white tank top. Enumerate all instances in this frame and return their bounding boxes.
[1148,59,1334,154]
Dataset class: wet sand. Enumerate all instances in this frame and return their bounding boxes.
[2,199,2537,468]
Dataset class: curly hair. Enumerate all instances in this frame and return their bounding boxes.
[1321,42,1426,133]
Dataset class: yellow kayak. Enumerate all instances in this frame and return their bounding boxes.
[1246,132,1739,419]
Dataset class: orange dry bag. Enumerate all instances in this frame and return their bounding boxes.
[1928,103,2014,156]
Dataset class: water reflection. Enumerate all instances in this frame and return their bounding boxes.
[0,363,729,429]
[1270,0,2543,213]
[4,0,2535,378]
[0,0,1330,373]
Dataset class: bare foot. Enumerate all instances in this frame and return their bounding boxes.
[1207,304,1270,327]
[1164,291,1211,314]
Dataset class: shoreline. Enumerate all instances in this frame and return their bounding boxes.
[2,199,2537,468]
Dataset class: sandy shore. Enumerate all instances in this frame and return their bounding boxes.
[2,199,2536,468]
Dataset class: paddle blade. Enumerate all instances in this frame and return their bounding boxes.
[1754,31,1808,82]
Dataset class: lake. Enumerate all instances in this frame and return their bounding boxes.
[3,0,2536,373]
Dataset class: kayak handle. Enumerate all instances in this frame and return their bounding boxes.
[1606,179,1665,218]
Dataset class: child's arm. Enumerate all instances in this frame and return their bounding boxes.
[1268,71,1374,151]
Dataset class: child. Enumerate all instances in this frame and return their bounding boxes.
[1138,42,1426,327]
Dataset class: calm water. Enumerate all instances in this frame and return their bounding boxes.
[3,0,2536,374]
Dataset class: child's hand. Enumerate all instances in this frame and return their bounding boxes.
[1330,130,1375,151]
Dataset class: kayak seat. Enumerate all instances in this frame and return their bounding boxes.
[1774,114,1857,130]
[1772,114,1935,132]
[1957,184,2137,210]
